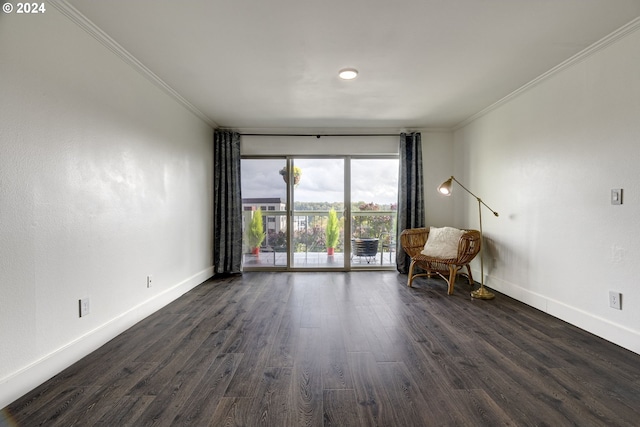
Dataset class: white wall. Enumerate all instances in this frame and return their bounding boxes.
[452,25,640,354]
[241,134,399,155]
[420,130,455,227]
[0,9,214,407]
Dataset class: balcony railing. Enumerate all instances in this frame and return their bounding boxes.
[242,209,397,256]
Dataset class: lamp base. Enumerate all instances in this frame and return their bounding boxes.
[471,287,495,300]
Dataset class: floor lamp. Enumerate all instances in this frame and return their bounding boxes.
[438,176,498,300]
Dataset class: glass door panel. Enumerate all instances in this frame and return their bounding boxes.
[291,158,345,269]
[240,158,288,268]
[351,158,399,267]
[241,156,398,271]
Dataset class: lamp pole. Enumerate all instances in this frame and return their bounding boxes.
[439,176,498,300]
[471,196,494,300]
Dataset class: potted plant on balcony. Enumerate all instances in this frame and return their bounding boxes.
[325,208,340,256]
[279,166,302,186]
[246,208,266,255]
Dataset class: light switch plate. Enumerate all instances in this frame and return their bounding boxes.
[611,189,622,205]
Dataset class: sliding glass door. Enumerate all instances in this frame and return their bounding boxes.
[351,158,399,266]
[291,158,344,269]
[241,156,397,271]
[240,158,288,268]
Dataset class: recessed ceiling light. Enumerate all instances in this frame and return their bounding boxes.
[338,68,358,80]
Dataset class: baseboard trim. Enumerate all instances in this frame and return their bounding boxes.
[0,267,214,409]
[483,273,640,355]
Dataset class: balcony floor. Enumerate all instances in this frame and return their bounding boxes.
[243,249,396,269]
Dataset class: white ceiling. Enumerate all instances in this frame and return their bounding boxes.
[64,0,640,131]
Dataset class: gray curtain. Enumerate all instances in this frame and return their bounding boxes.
[213,130,243,275]
[396,132,425,273]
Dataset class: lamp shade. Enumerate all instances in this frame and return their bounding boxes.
[438,177,453,195]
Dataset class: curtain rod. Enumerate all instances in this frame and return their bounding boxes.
[239,133,403,137]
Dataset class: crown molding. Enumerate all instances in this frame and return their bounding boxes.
[48,0,639,134]
[454,16,640,130]
[49,0,218,128]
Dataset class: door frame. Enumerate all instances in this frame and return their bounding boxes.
[241,155,398,272]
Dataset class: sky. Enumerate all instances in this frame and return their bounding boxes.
[241,158,399,205]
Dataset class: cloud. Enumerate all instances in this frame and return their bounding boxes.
[241,158,399,204]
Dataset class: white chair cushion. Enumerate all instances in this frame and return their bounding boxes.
[421,226,465,259]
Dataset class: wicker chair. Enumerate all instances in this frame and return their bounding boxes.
[400,227,481,295]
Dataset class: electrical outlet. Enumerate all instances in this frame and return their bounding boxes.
[79,298,90,317]
[147,275,153,288]
[611,189,623,205]
[609,291,622,310]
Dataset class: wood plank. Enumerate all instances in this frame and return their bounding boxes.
[6,272,640,427]
[126,325,222,397]
[447,388,516,426]
[354,305,400,362]
[211,367,293,427]
[266,305,302,368]
[319,313,353,390]
[384,326,463,418]
[170,352,243,426]
[220,276,291,397]
[14,386,101,427]
[348,351,398,426]
[300,275,325,328]
[322,389,360,427]
[94,395,156,427]
[544,366,640,426]
[57,362,159,425]
[132,330,230,425]
[375,361,439,425]
[291,328,323,427]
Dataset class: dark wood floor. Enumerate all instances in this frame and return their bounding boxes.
[6,272,640,426]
